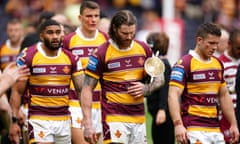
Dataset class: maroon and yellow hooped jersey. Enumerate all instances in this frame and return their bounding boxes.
[17,43,83,121]
[63,28,108,108]
[170,52,225,132]
[0,40,20,70]
[85,40,152,123]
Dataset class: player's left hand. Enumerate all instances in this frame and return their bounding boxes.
[128,82,144,98]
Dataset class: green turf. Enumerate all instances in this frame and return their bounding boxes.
[146,109,153,144]
[145,99,153,144]
[145,99,177,144]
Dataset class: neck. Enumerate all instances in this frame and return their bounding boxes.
[194,48,210,61]
[42,44,58,57]
[10,40,21,48]
[81,27,96,38]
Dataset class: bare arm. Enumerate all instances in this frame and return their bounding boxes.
[9,80,27,144]
[80,75,98,143]
[168,85,183,125]
[219,85,239,143]
[168,85,189,144]
[0,74,16,96]
[219,85,238,126]
[72,73,85,100]
[80,75,98,127]
[10,80,27,117]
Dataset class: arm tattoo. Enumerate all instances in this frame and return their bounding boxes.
[72,74,84,93]
[144,74,165,95]
[83,75,98,89]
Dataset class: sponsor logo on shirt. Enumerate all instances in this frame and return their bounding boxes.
[47,88,69,94]
[88,48,94,55]
[50,67,57,74]
[72,49,83,56]
[171,67,184,82]
[108,62,120,69]
[1,56,10,62]
[193,73,206,80]
[125,59,132,67]
[33,68,46,73]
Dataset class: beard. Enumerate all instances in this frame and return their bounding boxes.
[115,36,133,49]
[43,38,61,51]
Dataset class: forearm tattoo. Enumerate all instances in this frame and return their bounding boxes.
[144,74,165,95]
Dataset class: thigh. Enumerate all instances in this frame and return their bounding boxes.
[92,108,102,134]
[28,119,54,143]
[54,120,71,144]
[211,132,225,144]
[104,122,147,144]
[129,123,147,144]
[188,131,225,144]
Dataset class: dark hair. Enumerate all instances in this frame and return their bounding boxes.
[196,22,221,39]
[80,1,100,15]
[38,11,55,24]
[108,10,137,40]
[147,32,169,56]
[229,29,240,44]
[39,19,60,33]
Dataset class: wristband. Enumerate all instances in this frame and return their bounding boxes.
[173,120,183,126]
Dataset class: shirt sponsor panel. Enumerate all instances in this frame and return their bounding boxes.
[171,67,184,82]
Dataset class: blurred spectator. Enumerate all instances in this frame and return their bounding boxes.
[5,0,28,19]
[0,19,24,70]
[220,29,240,143]
[64,2,81,26]
[215,0,237,32]
[146,32,175,144]
[214,27,230,57]
[52,13,75,35]
[52,13,71,26]
[202,0,220,22]
[175,0,187,18]
[0,18,24,144]
[20,11,55,50]
[24,23,37,35]
[98,17,110,34]
[0,0,11,45]
[181,0,204,54]
[135,9,161,42]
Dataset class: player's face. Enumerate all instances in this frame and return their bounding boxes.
[79,8,100,32]
[7,23,23,44]
[231,36,240,59]
[114,24,136,49]
[41,25,62,51]
[197,34,220,60]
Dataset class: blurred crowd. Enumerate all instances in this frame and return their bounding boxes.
[1,0,240,143]
[1,0,240,57]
